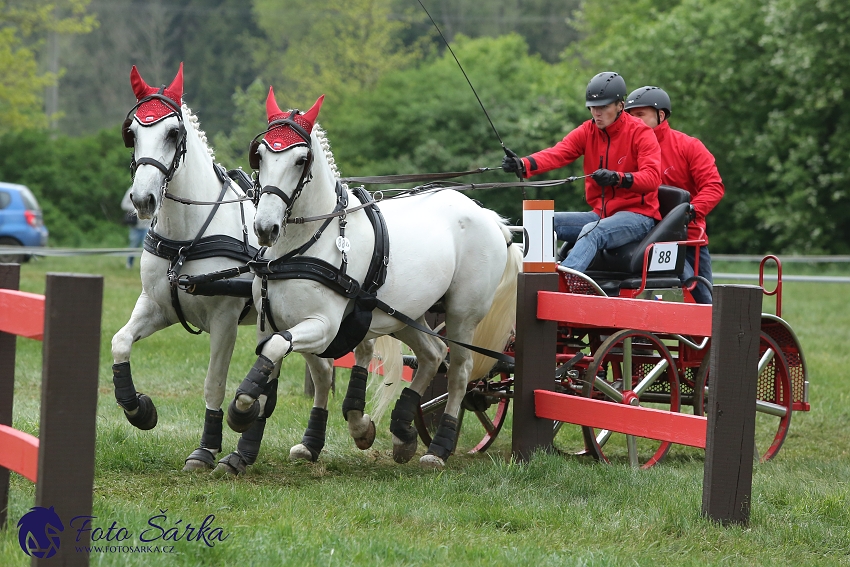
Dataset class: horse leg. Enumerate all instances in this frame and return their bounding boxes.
[420,315,481,469]
[387,324,447,464]
[110,291,170,430]
[343,339,377,450]
[184,311,239,471]
[213,376,280,476]
[289,354,334,461]
[227,321,336,460]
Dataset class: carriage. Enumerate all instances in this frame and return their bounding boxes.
[408,185,810,468]
[119,62,808,473]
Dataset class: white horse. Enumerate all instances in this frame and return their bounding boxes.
[111,63,271,474]
[226,88,521,468]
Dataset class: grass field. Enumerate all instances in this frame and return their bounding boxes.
[1,255,849,566]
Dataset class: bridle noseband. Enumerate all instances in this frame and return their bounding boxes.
[122,89,188,186]
[248,110,315,229]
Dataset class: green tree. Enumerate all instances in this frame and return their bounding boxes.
[0,0,96,132]
[565,0,850,253]
[0,128,131,246]
[321,34,589,222]
[211,78,268,171]
[753,0,850,253]
[393,0,583,63]
[250,0,422,109]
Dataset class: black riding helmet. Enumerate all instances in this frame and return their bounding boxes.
[625,86,672,120]
[585,72,627,107]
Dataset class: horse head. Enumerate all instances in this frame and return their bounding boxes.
[123,63,187,219]
[252,87,325,246]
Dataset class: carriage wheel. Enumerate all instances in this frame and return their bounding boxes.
[694,332,792,462]
[554,329,680,468]
[413,373,512,454]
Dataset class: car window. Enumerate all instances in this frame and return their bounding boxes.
[19,187,40,210]
[0,191,10,209]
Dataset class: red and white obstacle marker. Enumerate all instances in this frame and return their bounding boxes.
[0,264,102,565]
[512,271,763,526]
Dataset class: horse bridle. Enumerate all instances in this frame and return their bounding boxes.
[122,89,188,185]
[248,110,315,228]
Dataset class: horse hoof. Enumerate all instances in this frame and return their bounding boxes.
[212,452,246,477]
[211,462,237,478]
[125,394,157,430]
[289,444,315,462]
[419,454,446,469]
[392,435,417,464]
[226,398,259,433]
[353,421,376,450]
[183,448,216,472]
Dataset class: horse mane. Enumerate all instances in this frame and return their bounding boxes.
[313,123,344,184]
[182,103,215,161]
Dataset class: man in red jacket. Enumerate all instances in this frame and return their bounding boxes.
[625,86,725,303]
[502,72,662,273]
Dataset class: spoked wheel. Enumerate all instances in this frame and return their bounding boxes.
[554,329,680,468]
[695,332,792,462]
[414,373,512,454]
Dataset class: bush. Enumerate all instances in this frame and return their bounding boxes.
[0,127,132,247]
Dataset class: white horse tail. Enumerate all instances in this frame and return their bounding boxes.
[469,216,522,380]
[366,335,405,425]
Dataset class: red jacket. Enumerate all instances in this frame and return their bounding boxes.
[521,111,662,220]
[654,120,724,244]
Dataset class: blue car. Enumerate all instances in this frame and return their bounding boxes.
[0,182,49,263]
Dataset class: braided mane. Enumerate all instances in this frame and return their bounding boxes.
[313,123,342,182]
[182,104,215,160]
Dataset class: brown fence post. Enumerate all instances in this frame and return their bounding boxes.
[511,272,559,462]
[33,273,103,567]
[701,284,763,526]
[0,263,20,528]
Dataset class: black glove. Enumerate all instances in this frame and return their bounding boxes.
[591,168,621,187]
[501,154,526,175]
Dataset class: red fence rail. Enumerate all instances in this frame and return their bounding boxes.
[0,263,103,567]
[512,272,763,526]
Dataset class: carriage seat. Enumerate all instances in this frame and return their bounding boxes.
[560,185,692,295]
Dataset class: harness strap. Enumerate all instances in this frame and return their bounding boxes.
[145,233,259,265]
[351,185,389,294]
[253,256,513,364]
[372,298,514,365]
[247,179,510,364]
[167,167,235,334]
[259,185,294,208]
[134,157,171,177]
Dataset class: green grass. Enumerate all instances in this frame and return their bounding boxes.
[1,256,849,566]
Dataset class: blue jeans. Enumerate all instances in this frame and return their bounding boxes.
[127,227,148,267]
[681,245,713,304]
[555,211,656,272]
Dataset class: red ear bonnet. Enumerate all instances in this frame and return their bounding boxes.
[262,89,325,152]
[130,62,184,125]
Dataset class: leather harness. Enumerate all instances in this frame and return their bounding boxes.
[143,164,259,334]
[249,181,389,355]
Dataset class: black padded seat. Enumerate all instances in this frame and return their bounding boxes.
[580,185,692,289]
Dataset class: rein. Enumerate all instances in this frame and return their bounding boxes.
[245,119,518,364]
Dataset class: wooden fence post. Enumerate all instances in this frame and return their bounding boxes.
[0,263,20,528]
[701,284,763,526]
[33,273,103,567]
[511,272,559,462]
